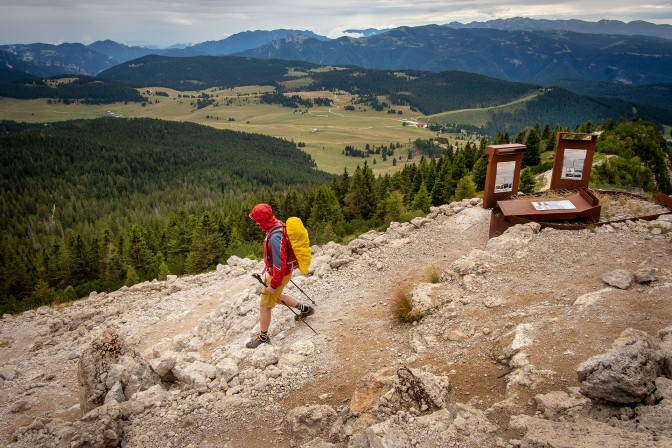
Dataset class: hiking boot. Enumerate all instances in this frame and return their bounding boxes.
[294,306,315,321]
[245,334,270,349]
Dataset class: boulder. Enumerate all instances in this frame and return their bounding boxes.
[659,326,672,377]
[634,267,658,284]
[577,328,663,404]
[287,404,339,447]
[68,402,124,448]
[349,368,396,416]
[149,352,177,377]
[78,329,125,414]
[635,399,672,439]
[601,269,633,289]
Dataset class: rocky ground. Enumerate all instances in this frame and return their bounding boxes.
[1,198,672,448]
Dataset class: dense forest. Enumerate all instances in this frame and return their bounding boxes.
[0,75,145,104]
[98,55,319,90]
[1,116,670,315]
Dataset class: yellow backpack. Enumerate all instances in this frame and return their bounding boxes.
[285,217,311,275]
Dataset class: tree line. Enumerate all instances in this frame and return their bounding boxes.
[0,75,145,103]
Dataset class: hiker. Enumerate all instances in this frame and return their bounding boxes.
[246,203,315,348]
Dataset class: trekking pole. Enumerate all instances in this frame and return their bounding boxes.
[251,274,318,335]
[289,279,316,305]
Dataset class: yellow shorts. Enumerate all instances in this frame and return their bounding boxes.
[260,274,292,308]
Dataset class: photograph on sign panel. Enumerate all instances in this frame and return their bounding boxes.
[561,148,587,180]
[494,161,516,192]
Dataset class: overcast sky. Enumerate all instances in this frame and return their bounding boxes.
[2,0,671,47]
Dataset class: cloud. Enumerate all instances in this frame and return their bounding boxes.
[0,0,671,46]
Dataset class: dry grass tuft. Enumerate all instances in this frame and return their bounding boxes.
[390,288,425,323]
[424,265,441,284]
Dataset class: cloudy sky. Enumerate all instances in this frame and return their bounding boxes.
[1,0,671,47]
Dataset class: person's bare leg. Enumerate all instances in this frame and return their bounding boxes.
[260,305,272,332]
[280,294,297,307]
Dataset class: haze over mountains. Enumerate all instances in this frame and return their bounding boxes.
[1,18,672,85]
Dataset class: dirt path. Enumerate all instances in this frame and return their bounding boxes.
[221,208,492,447]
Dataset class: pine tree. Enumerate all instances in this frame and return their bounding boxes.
[124,224,155,279]
[494,132,510,144]
[68,234,89,285]
[382,190,406,223]
[344,163,376,220]
[449,153,469,192]
[429,156,452,205]
[185,211,224,274]
[541,123,552,141]
[411,183,431,213]
[282,190,303,220]
[331,168,350,206]
[523,128,542,167]
[454,175,477,201]
[472,153,488,190]
[519,168,537,193]
[308,185,344,229]
[463,142,478,170]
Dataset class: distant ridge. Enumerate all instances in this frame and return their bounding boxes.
[188,29,329,56]
[0,42,114,77]
[444,17,672,40]
[239,25,672,84]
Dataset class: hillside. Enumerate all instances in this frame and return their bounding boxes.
[538,80,672,111]
[97,55,320,90]
[1,200,672,447]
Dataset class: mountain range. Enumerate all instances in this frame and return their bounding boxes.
[239,25,672,85]
[1,18,672,85]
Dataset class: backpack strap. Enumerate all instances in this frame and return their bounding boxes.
[265,224,297,271]
[265,225,284,263]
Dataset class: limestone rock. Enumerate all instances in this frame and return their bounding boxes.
[659,326,672,377]
[601,269,633,289]
[635,400,672,439]
[216,358,239,382]
[534,389,590,420]
[78,329,160,413]
[577,328,662,404]
[287,404,339,447]
[349,368,396,416]
[635,267,658,284]
[511,414,672,447]
[149,352,177,377]
[251,345,279,369]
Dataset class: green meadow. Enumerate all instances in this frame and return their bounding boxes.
[0,86,476,175]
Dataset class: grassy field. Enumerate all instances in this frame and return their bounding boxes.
[0,87,451,175]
